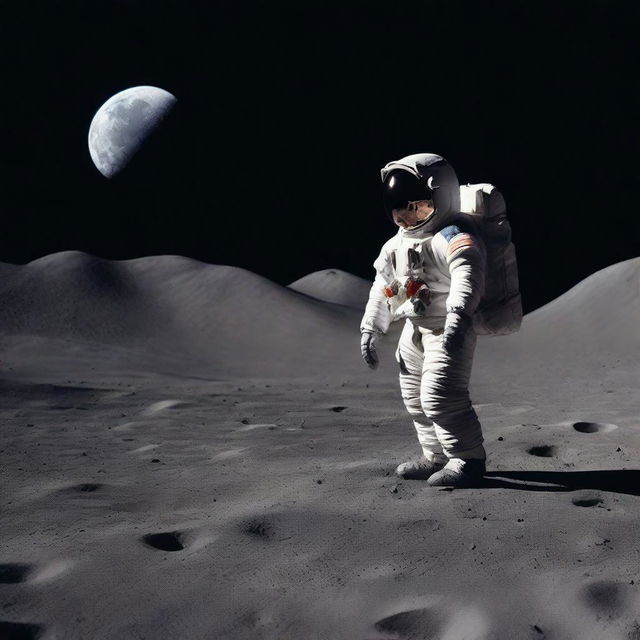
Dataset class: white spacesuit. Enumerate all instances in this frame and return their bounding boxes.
[360,153,487,487]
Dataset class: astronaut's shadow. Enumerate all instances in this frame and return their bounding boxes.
[480,469,640,496]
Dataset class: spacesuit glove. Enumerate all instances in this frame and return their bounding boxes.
[360,330,379,370]
[442,311,472,355]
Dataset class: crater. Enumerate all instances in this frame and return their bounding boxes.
[75,483,102,493]
[55,483,106,496]
[582,580,626,614]
[573,422,618,434]
[572,497,604,508]
[527,445,556,458]
[141,531,185,552]
[0,620,43,640]
[0,563,31,584]
[375,607,442,637]
[242,520,274,539]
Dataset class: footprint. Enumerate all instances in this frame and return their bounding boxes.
[141,531,186,552]
[527,445,556,458]
[573,422,618,434]
[0,620,44,640]
[0,563,31,584]
[374,607,443,638]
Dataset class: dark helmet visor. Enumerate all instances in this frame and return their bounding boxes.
[382,170,433,217]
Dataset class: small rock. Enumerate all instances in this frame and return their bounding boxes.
[316,479,323,485]
[390,484,399,494]
[616,447,622,452]
[470,543,476,550]
[498,436,504,441]
[151,458,160,463]
[241,419,250,424]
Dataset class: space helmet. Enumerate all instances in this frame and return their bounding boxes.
[381,153,460,233]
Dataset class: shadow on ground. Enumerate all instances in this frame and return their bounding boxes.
[481,470,640,496]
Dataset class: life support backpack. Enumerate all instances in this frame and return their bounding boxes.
[458,183,523,336]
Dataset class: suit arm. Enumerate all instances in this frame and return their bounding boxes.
[360,250,394,334]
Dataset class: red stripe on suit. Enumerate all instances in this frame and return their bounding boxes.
[447,233,475,255]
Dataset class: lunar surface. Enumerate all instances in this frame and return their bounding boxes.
[88,86,176,178]
[0,253,638,639]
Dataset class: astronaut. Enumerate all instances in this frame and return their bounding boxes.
[360,153,487,487]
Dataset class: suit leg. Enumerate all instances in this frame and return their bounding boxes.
[418,326,486,460]
[396,320,446,462]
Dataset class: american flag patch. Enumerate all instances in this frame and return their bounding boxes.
[447,233,476,256]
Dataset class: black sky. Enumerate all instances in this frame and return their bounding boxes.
[0,0,638,313]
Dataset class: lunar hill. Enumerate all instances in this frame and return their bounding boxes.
[472,257,638,403]
[288,268,372,310]
[0,252,637,385]
[0,251,363,381]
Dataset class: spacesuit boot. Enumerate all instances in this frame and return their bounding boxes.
[426,457,486,487]
[395,455,446,480]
